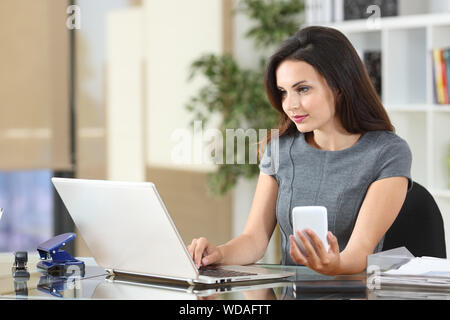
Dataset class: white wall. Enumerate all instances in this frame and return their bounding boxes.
[143,0,223,172]
[106,8,146,181]
[429,0,450,12]
[399,0,450,15]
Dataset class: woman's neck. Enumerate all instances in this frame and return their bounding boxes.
[306,130,362,151]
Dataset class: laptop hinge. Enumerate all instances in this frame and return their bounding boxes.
[105,269,114,276]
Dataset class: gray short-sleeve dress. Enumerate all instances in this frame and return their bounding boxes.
[259,130,413,265]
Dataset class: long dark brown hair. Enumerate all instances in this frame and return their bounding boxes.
[263,26,394,145]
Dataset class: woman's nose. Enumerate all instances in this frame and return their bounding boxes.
[283,93,301,111]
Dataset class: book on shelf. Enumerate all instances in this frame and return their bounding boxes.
[343,0,398,21]
[305,0,399,25]
[444,49,450,105]
[363,50,382,98]
[432,48,450,105]
[306,0,392,24]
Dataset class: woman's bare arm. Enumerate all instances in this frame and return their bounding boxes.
[338,176,408,274]
[189,171,278,267]
[217,172,279,265]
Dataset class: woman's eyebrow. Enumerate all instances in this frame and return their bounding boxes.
[277,80,308,90]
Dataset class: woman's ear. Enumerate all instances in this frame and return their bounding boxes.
[331,88,343,115]
[333,89,343,106]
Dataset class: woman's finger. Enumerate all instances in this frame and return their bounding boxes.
[289,235,308,266]
[202,249,219,266]
[188,238,197,259]
[194,237,210,267]
[327,232,340,254]
[297,230,320,267]
[305,229,327,261]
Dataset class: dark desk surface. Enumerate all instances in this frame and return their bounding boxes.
[1,253,449,300]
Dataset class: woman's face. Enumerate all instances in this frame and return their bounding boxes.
[276,59,337,133]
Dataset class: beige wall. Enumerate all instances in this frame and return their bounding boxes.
[0,0,71,171]
[146,167,232,246]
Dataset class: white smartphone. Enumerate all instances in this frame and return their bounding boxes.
[292,206,329,255]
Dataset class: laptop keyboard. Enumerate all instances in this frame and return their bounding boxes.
[199,266,257,278]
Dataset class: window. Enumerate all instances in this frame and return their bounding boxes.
[0,170,53,252]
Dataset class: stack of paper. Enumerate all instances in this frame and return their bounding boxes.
[378,257,450,290]
[373,289,450,300]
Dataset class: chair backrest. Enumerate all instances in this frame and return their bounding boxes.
[382,181,447,258]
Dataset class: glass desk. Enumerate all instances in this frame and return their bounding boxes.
[1,253,449,300]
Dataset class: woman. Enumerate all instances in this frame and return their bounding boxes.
[188,26,412,276]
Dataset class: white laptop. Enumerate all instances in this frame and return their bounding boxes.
[51,178,294,285]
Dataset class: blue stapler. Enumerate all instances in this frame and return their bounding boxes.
[37,233,85,277]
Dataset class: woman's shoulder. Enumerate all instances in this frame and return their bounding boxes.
[366,130,410,150]
[368,131,413,190]
[367,130,412,164]
[266,131,299,150]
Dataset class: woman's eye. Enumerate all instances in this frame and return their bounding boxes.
[297,86,309,94]
[278,86,309,98]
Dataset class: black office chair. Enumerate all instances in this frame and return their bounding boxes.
[382,181,447,258]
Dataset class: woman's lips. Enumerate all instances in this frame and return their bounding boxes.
[293,115,308,123]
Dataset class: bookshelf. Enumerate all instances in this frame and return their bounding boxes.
[322,13,450,256]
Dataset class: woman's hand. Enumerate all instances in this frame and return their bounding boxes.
[289,229,341,276]
[187,237,224,268]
